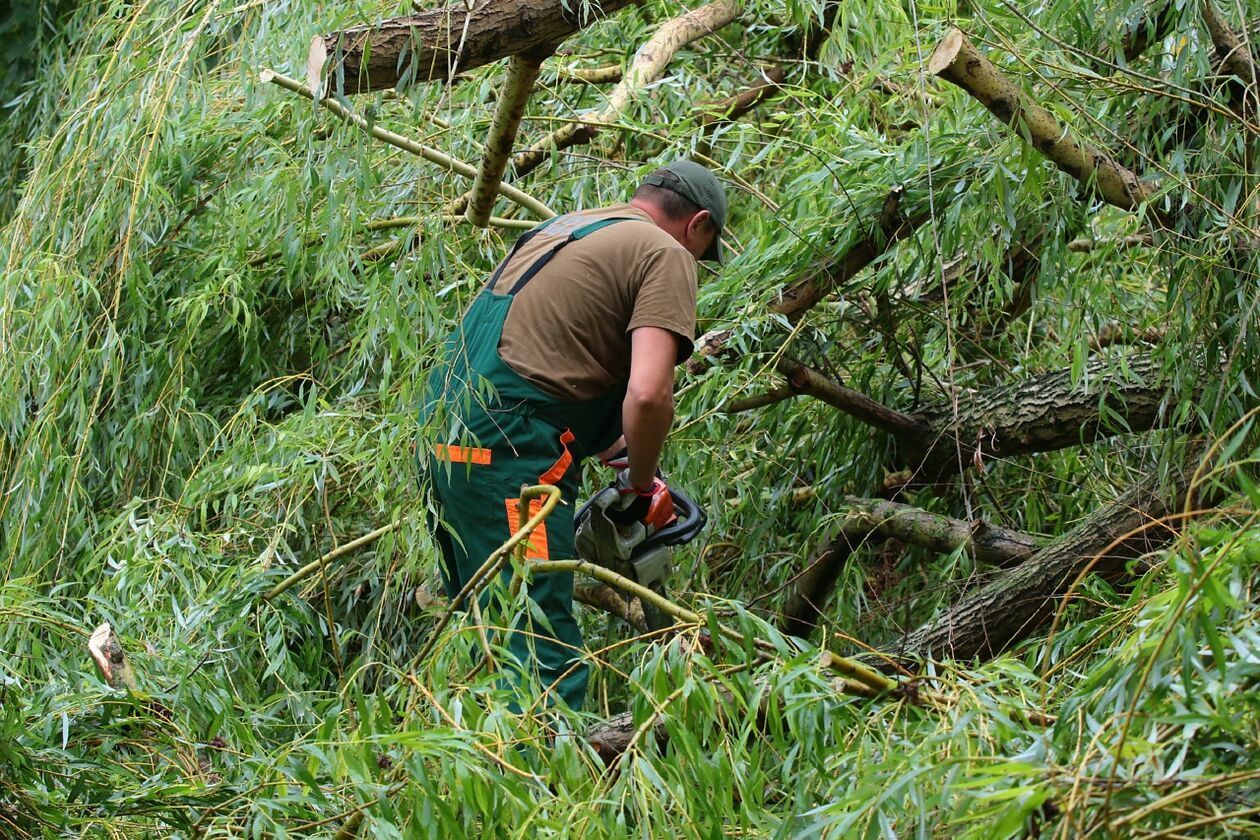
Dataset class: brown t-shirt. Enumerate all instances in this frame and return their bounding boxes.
[493,204,698,401]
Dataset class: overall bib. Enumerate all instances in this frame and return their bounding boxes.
[421,215,639,711]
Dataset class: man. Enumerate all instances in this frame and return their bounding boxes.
[420,160,727,711]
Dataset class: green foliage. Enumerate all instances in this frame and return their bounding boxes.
[1,0,1258,835]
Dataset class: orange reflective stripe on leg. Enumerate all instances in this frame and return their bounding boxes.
[538,428,576,485]
[505,498,549,560]
[433,444,492,465]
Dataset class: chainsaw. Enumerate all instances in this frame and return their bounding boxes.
[574,479,706,632]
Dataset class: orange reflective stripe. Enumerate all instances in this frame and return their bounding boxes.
[505,498,549,560]
[538,428,576,485]
[433,444,492,465]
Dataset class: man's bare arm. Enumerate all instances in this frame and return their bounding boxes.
[622,326,678,490]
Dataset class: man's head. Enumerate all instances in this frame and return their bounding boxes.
[630,160,727,263]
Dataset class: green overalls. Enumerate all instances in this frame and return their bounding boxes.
[420,215,638,711]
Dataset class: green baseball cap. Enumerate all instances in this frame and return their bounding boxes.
[641,160,728,263]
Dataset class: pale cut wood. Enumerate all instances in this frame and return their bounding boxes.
[89,623,136,690]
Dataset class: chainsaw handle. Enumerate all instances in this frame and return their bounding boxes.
[648,484,707,548]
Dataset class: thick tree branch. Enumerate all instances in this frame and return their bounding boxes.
[782,497,1039,639]
[466,52,549,226]
[1202,0,1260,112]
[908,352,1168,477]
[688,186,933,373]
[897,457,1202,661]
[928,30,1158,216]
[1112,0,1179,66]
[777,357,929,440]
[308,0,642,95]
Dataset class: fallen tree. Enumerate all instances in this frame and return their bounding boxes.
[898,454,1202,660]
[308,0,643,95]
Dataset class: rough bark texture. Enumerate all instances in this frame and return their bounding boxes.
[465,52,548,226]
[781,497,1039,639]
[929,30,1157,216]
[309,0,642,95]
[907,352,1167,478]
[897,463,1196,660]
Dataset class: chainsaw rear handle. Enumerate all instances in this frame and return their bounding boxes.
[651,484,706,548]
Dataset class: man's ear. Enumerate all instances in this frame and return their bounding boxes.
[688,209,712,236]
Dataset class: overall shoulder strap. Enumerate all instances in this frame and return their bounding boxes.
[482,217,558,291]
[503,216,643,296]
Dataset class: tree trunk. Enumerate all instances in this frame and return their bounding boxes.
[896,462,1196,661]
[906,352,1169,477]
[781,497,1039,639]
[308,0,642,95]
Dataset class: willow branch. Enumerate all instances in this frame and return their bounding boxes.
[466,52,550,226]
[689,186,931,373]
[415,485,562,665]
[928,30,1158,216]
[259,69,554,220]
[263,521,402,601]
[777,357,929,440]
[531,558,897,695]
[1066,233,1154,252]
[1202,0,1260,110]
[448,0,741,214]
[723,384,797,413]
[559,64,624,84]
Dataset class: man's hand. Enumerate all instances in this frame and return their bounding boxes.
[622,326,679,490]
[610,470,677,532]
[596,435,627,467]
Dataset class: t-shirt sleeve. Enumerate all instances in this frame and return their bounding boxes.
[626,245,698,363]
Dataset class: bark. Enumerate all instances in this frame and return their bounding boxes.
[559,64,624,84]
[1089,324,1165,351]
[308,0,642,95]
[907,352,1168,478]
[781,539,857,640]
[928,30,1158,216]
[897,461,1197,660]
[448,0,742,214]
[1112,0,1179,66]
[465,52,549,227]
[575,584,648,632]
[1201,0,1260,111]
[777,357,927,439]
[781,497,1039,639]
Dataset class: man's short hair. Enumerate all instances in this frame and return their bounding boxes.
[632,182,705,222]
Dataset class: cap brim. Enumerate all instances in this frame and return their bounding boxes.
[703,231,723,264]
